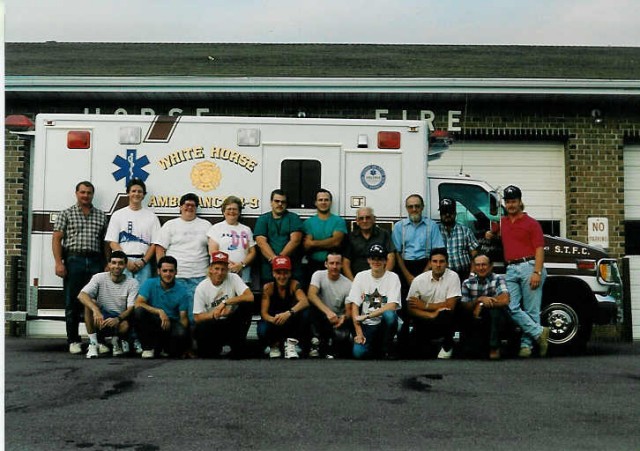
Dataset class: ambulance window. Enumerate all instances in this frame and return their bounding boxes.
[438,183,494,236]
[281,160,321,209]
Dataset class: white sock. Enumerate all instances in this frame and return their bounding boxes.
[89,333,98,345]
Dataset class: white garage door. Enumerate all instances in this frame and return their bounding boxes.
[429,141,566,234]
[624,145,640,220]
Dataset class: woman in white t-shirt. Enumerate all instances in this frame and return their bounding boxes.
[207,196,256,284]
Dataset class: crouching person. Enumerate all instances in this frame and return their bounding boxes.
[460,254,510,360]
[258,256,309,359]
[78,251,139,358]
[406,248,460,359]
[134,256,190,358]
[307,252,353,358]
[193,252,254,358]
[348,244,401,360]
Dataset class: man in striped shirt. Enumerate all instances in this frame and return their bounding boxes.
[438,198,479,282]
[78,251,139,358]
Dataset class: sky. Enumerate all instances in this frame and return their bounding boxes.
[3,0,640,46]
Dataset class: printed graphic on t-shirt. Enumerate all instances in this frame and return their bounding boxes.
[221,230,251,251]
[208,294,229,310]
[363,288,386,313]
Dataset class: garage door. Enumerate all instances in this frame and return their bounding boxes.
[429,141,566,235]
[624,145,640,221]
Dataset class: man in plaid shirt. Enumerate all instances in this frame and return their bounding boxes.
[460,253,510,359]
[52,181,108,354]
[438,198,479,282]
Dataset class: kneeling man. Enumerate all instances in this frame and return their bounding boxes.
[78,250,139,358]
[193,251,254,358]
[406,248,460,359]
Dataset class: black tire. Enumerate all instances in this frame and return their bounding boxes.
[541,302,592,354]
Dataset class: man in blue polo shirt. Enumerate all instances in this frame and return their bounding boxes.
[134,256,190,358]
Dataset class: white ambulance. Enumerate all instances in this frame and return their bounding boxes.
[19,114,621,351]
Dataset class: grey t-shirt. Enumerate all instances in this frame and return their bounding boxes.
[309,270,352,314]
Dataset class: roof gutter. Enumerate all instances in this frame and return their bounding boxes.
[6,76,640,96]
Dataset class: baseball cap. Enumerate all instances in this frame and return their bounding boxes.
[211,251,229,264]
[272,255,292,270]
[503,185,522,200]
[368,244,387,258]
[439,198,456,213]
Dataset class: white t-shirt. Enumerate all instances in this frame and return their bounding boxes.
[105,206,161,256]
[193,273,250,318]
[407,268,461,305]
[206,221,256,282]
[80,272,139,314]
[346,270,401,325]
[309,270,352,314]
[155,217,210,278]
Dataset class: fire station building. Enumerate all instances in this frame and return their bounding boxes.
[5,43,640,338]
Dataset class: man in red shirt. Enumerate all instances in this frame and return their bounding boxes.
[498,185,549,358]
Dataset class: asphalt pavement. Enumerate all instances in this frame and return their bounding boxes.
[4,337,640,451]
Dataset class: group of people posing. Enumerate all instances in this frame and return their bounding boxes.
[53,179,549,360]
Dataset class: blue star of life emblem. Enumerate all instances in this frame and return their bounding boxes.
[112,149,150,185]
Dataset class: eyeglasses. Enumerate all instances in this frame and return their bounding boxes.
[357,215,372,220]
[406,204,422,210]
[272,199,287,204]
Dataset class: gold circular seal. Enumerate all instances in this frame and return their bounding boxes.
[190,161,222,192]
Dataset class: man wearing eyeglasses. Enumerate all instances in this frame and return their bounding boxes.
[255,189,304,284]
[392,194,445,295]
[343,207,395,281]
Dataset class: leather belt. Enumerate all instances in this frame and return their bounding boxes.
[506,256,535,266]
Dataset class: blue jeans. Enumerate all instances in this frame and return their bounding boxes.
[353,310,398,359]
[124,261,153,287]
[506,261,546,348]
[64,255,104,344]
[177,276,206,324]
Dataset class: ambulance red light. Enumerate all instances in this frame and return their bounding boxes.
[5,114,34,130]
[67,131,91,149]
[378,131,401,149]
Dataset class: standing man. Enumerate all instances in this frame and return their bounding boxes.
[405,248,460,359]
[459,254,510,360]
[347,244,402,359]
[392,194,445,293]
[343,207,395,280]
[193,252,254,358]
[78,251,139,358]
[438,198,479,282]
[307,252,353,358]
[303,189,348,284]
[155,192,210,323]
[492,185,549,358]
[134,256,190,358]
[52,181,108,354]
[254,189,304,284]
[105,178,160,286]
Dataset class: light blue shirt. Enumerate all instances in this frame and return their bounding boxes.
[392,216,445,261]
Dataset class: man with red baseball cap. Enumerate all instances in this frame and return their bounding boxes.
[258,255,310,359]
[192,251,254,358]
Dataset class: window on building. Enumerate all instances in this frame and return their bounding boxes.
[281,160,321,209]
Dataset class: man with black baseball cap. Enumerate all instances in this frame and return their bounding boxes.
[438,198,479,282]
[492,185,549,358]
[346,244,402,359]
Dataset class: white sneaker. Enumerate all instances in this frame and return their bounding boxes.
[69,342,83,355]
[284,338,299,359]
[121,340,130,354]
[220,345,232,357]
[134,339,143,355]
[437,347,453,359]
[86,343,99,359]
[112,339,124,357]
[309,337,320,358]
[141,349,155,359]
[98,343,111,355]
[269,346,282,358]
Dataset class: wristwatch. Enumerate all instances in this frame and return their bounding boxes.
[534,270,542,276]
[221,300,227,306]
